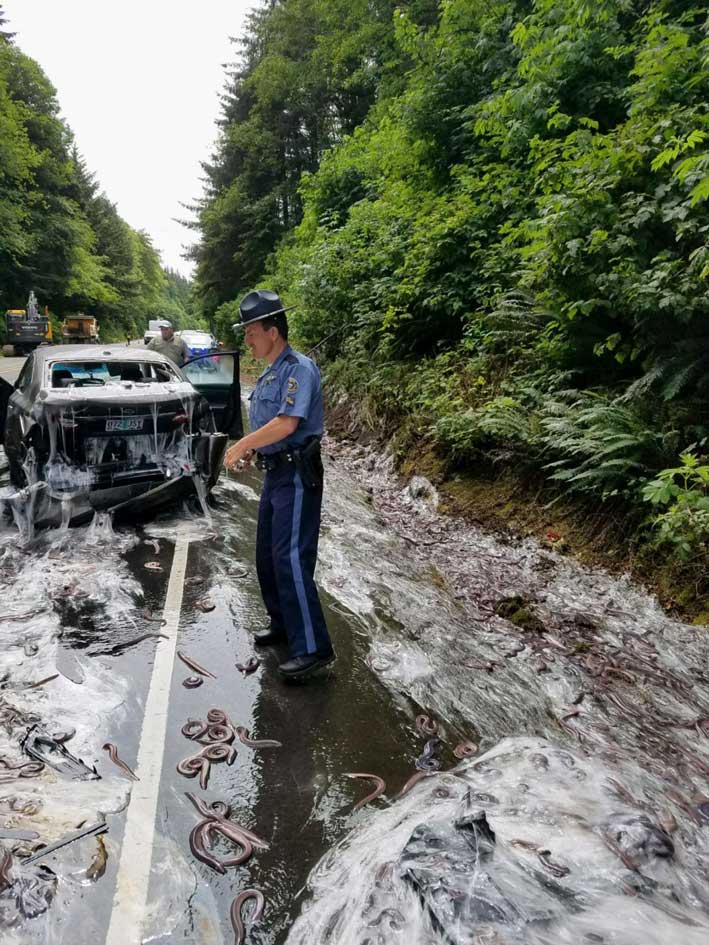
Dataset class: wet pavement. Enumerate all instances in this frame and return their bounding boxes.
[0,432,437,944]
[0,365,708,943]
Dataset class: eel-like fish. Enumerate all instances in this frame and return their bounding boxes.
[395,770,436,799]
[231,889,265,945]
[102,743,139,781]
[235,727,282,749]
[177,651,217,679]
[344,772,386,811]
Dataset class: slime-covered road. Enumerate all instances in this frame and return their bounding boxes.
[1,357,708,945]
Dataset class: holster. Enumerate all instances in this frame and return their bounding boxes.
[291,437,323,490]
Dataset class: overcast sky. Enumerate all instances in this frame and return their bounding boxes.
[3,0,254,277]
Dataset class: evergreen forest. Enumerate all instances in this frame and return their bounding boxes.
[191,0,708,595]
[0,8,194,339]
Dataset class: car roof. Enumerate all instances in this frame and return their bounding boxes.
[36,344,170,364]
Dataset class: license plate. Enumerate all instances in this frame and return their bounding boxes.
[105,418,144,432]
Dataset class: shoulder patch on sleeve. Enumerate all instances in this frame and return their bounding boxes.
[287,377,298,393]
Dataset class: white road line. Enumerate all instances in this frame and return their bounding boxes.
[105,530,190,945]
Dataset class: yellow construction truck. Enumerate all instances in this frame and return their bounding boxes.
[4,291,52,355]
[60,313,99,344]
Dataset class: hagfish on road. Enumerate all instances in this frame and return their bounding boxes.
[230,889,265,945]
[344,772,386,811]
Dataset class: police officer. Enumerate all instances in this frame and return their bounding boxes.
[224,290,335,681]
[147,319,189,366]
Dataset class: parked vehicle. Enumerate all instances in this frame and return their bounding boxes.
[60,314,99,344]
[143,319,162,346]
[4,291,52,355]
[0,344,243,526]
[177,329,219,358]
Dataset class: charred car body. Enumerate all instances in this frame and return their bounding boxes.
[0,344,243,526]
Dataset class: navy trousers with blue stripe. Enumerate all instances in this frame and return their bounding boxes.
[256,465,332,659]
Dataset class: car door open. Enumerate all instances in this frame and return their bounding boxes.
[0,377,13,444]
[182,352,243,438]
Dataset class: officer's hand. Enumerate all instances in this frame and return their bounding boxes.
[225,443,253,473]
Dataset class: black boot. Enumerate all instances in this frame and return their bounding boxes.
[278,652,336,681]
[253,627,287,647]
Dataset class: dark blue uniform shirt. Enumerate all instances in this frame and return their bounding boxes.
[248,345,323,455]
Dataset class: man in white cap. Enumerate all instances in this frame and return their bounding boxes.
[147,319,189,366]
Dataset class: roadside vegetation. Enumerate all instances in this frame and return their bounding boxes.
[0,9,197,340]
[191,0,708,609]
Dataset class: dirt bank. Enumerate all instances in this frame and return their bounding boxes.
[325,398,709,625]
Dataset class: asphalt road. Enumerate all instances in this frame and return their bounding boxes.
[0,476,423,945]
[0,355,424,945]
[0,356,26,383]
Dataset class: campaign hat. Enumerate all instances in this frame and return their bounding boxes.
[238,289,293,325]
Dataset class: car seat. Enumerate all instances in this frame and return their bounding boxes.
[120,365,144,382]
[52,369,74,388]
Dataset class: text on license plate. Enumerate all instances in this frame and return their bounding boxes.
[105,418,144,432]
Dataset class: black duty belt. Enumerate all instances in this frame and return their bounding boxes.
[255,451,293,472]
[255,438,322,486]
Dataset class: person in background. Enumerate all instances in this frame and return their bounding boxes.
[224,289,335,682]
[147,319,189,366]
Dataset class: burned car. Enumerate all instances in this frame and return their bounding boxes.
[0,344,243,526]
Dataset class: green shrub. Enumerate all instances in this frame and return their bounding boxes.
[642,451,709,557]
[436,395,534,461]
[540,392,669,498]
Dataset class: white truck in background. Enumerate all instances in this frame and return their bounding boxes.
[143,319,162,346]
